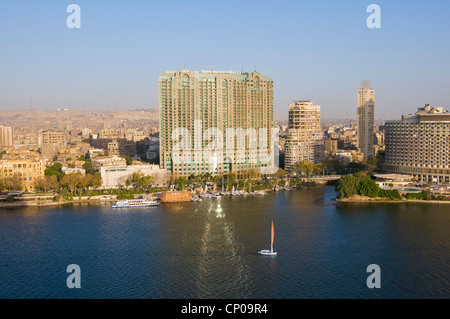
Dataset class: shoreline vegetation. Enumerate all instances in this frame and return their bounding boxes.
[335,171,450,204]
[0,159,334,208]
[1,164,324,208]
[2,158,449,207]
[336,195,450,204]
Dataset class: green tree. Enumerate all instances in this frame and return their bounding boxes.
[82,160,97,175]
[296,160,320,177]
[357,177,380,197]
[323,158,345,175]
[127,171,153,192]
[90,174,102,189]
[226,173,236,190]
[175,176,188,191]
[45,163,65,180]
[336,174,359,199]
[60,173,83,196]
[274,168,287,178]
[34,175,60,193]
[3,174,23,191]
[347,162,367,174]
[80,173,92,191]
[337,172,404,200]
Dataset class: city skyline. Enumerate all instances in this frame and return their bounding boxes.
[1,1,450,119]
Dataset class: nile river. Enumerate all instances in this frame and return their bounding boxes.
[0,186,448,298]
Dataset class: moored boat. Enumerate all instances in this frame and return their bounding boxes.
[112,199,160,208]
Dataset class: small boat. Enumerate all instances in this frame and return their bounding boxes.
[259,221,277,256]
[253,190,266,195]
[112,199,160,208]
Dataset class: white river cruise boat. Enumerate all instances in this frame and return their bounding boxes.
[112,199,160,208]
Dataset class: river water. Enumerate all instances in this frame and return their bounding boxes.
[0,186,448,298]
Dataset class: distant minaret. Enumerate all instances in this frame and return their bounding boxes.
[357,80,375,160]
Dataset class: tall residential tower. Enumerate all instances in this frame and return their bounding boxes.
[159,69,275,176]
[357,81,375,160]
[284,100,323,171]
[0,126,13,148]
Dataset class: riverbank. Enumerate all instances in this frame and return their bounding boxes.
[336,195,450,204]
[0,198,118,208]
[0,187,280,208]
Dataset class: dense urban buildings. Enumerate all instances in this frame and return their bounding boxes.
[284,100,323,170]
[159,69,275,176]
[0,109,163,192]
[357,81,375,160]
[384,104,450,184]
[0,126,13,147]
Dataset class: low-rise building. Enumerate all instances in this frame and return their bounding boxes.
[160,191,191,202]
[0,158,45,191]
[99,164,168,188]
[373,173,415,188]
[62,167,86,175]
[91,155,127,170]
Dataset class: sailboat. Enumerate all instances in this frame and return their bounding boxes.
[259,221,277,256]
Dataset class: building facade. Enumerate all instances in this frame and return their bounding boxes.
[39,129,66,159]
[91,155,127,170]
[99,164,168,188]
[384,104,450,184]
[159,69,275,176]
[284,100,323,170]
[0,126,13,148]
[0,158,45,191]
[357,81,375,160]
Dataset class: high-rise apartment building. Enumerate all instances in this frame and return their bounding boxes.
[39,129,66,159]
[384,104,450,184]
[159,69,275,176]
[357,81,375,160]
[284,100,323,170]
[0,126,13,147]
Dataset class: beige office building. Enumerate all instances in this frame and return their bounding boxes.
[284,100,323,170]
[384,104,450,184]
[159,69,275,176]
[39,129,66,159]
[357,81,375,160]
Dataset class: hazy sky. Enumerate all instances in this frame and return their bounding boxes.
[1,0,449,120]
